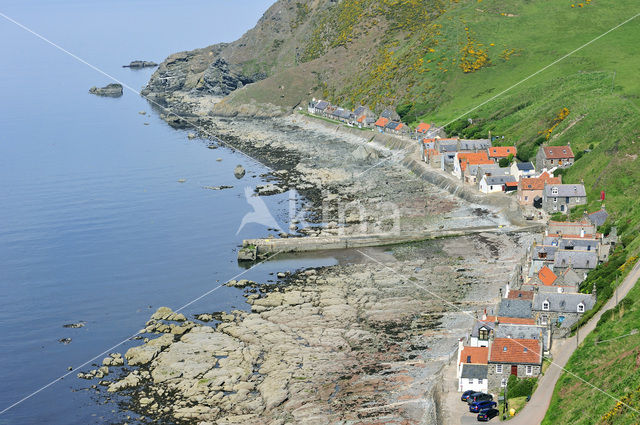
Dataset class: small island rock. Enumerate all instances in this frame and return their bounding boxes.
[89,83,123,97]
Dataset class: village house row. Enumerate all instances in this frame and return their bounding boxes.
[307,98,613,396]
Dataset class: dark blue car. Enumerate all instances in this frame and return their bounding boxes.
[469,400,497,413]
[477,407,499,421]
[461,390,476,402]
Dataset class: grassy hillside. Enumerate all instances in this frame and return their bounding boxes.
[542,265,640,425]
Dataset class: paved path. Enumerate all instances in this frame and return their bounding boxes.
[508,261,640,425]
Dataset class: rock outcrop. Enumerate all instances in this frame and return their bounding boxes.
[89,83,123,97]
[233,165,246,179]
[123,60,158,68]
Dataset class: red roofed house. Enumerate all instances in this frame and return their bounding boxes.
[415,122,431,135]
[538,266,557,286]
[536,145,575,170]
[488,146,517,162]
[517,171,562,205]
[374,117,389,131]
[452,151,493,179]
[488,338,543,389]
[457,341,490,393]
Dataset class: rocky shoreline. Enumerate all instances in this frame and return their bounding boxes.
[88,233,529,425]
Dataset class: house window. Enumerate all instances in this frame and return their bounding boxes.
[477,379,482,385]
[542,300,550,311]
[479,328,489,341]
[552,187,559,195]
[501,378,507,387]
[526,365,533,376]
[553,197,558,203]
[541,315,548,325]
[566,197,570,203]
[525,196,528,201]
[496,364,503,374]
[468,379,473,384]
[577,303,585,313]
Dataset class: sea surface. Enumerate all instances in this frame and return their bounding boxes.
[0,1,337,423]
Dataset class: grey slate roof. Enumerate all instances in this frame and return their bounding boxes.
[533,292,596,313]
[314,100,329,110]
[556,267,583,286]
[459,139,492,150]
[332,108,352,119]
[588,208,609,227]
[495,324,548,350]
[485,175,516,186]
[353,106,367,117]
[542,237,599,251]
[544,184,587,197]
[381,109,395,119]
[386,121,402,130]
[471,320,496,338]
[554,250,598,269]
[497,299,533,319]
[461,363,488,380]
[516,162,535,171]
[533,245,558,261]
[477,164,503,174]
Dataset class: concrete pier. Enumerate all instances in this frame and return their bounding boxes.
[240,224,543,259]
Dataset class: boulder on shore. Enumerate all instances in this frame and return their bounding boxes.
[89,83,123,97]
[234,165,246,179]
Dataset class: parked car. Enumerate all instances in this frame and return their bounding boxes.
[467,393,493,404]
[461,390,476,402]
[477,407,499,421]
[469,400,497,413]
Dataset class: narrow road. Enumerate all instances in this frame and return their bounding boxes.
[509,261,640,425]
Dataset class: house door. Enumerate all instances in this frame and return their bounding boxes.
[511,365,518,376]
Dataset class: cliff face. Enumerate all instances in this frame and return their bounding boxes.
[142,0,334,111]
[143,0,450,117]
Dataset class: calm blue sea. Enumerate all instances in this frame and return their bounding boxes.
[0,1,336,423]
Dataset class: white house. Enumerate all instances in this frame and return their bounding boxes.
[510,162,536,181]
[459,363,489,394]
[457,340,489,378]
[479,174,516,194]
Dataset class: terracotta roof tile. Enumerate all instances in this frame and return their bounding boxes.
[485,316,536,325]
[416,123,431,133]
[375,117,389,127]
[538,266,558,286]
[488,146,517,158]
[490,338,542,365]
[458,152,493,171]
[507,290,535,300]
[543,146,574,159]
[519,174,562,191]
[460,346,489,365]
